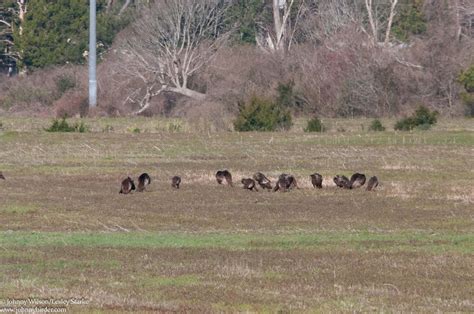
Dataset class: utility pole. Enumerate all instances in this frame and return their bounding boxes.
[89,0,97,108]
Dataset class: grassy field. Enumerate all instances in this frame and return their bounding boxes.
[0,117,473,312]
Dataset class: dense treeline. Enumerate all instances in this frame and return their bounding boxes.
[0,0,127,70]
[0,0,473,121]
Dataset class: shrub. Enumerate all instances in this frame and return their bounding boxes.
[458,65,474,93]
[76,122,88,133]
[460,92,474,117]
[304,117,326,132]
[1,86,53,109]
[234,96,292,132]
[412,106,438,125]
[45,117,88,133]
[368,119,386,131]
[459,65,474,116]
[276,80,307,112]
[102,125,114,132]
[394,118,415,131]
[394,105,438,131]
[53,90,88,118]
[55,74,76,95]
[416,123,432,131]
[168,122,182,133]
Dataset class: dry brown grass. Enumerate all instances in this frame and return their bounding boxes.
[0,117,473,311]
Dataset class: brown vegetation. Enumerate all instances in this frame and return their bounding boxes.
[0,0,473,122]
[0,118,473,311]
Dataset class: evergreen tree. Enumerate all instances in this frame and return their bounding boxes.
[226,0,266,45]
[392,0,427,42]
[15,0,125,69]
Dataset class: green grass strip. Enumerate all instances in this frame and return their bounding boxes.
[1,231,472,254]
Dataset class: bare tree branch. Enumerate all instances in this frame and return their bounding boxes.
[106,0,114,13]
[384,0,398,44]
[119,0,132,15]
[16,0,27,35]
[257,0,302,53]
[365,0,377,43]
[0,19,12,27]
[0,39,14,45]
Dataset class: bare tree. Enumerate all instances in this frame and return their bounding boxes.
[106,0,147,16]
[299,0,364,44]
[364,0,398,45]
[454,0,474,40]
[106,0,114,13]
[119,0,133,15]
[16,0,27,35]
[256,0,305,53]
[119,0,229,114]
[384,0,398,44]
[364,0,377,43]
[295,0,400,47]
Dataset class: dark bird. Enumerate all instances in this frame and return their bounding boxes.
[241,178,258,191]
[253,172,272,190]
[216,170,233,186]
[349,173,366,189]
[310,173,323,188]
[334,175,350,189]
[137,173,151,192]
[119,177,136,194]
[0,172,5,180]
[171,176,181,189]
[366,176,379,191]
[273,174,298,192]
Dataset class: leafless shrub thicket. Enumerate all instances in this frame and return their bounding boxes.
[54,90,88,118]
[1,0,473,119]
[0,65,86,117]
[206,46,288,109]
[205,0,474,117]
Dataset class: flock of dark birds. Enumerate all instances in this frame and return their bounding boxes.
[0,169,378,194]
[118,170,379,194]
[0,170,379,194]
